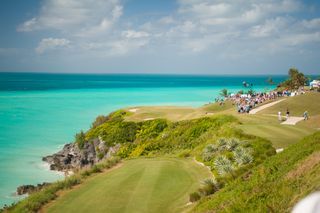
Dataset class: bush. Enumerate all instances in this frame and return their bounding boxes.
[75,130,86,149]
[198,178,219,196]
[226,138,239,151]
[136,119,168,141]
[91,115,109,128]
[214,155,235,177]
[217,138,227,150]
[233,147,253,165]
[202,144,218,161]
[189,192,201,202]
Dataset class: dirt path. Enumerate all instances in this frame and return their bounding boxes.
[249,99,285,114]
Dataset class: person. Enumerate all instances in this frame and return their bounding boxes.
[303,111,309,120]
[286,108,290,119]
[278,111,282,121]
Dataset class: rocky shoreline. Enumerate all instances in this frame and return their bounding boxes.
[16,137,120,195]
[42,137,120,172]
[16,183,50,195]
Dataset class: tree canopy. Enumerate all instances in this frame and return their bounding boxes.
[278,68,307,89]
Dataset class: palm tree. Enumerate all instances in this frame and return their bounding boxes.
[220,89,228,97]
[266,77,275,85]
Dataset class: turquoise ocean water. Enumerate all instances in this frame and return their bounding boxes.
[0,73,286,207]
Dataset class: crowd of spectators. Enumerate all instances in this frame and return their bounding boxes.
[223,90,305,113]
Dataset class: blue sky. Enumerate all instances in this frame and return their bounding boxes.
[0,0,319,74]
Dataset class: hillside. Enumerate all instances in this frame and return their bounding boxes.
[4,113,275,213]
[193,131,320,213]
[3,91,320,213]
[257,92,320,117]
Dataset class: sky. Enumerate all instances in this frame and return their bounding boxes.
[0,0,319,75]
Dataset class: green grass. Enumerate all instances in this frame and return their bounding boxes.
[257,92,320,117]
[125,101,234,122]
[45,158,212,213]
[237,114,316,148]
[3,158,121,213]
[192,131,320,213]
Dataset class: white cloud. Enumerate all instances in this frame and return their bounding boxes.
[122,30,150,39]
[17,0,122,34]
[17,18,37,32]
[17,0,320,62]
[301,18,320,29]
[159,16,175,25]
[36,38,70,54]
[281,32,320,46]
[250,17,290,38]
[179,2,231,17]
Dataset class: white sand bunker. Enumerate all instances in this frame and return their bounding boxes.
[129,108,139,112]
[144,118,155,121]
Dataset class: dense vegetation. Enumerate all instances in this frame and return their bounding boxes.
[193,131,320,213]
[83,110,274,167]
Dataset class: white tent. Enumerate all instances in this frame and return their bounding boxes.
[310,80,320,88]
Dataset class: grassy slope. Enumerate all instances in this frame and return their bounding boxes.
[257,92,320,117]
[192,131,320,213]
[235,92,320,148]
[125,93,319,148]
[237,114,316,148]
[45,158,211,213]
[125,101,234,122]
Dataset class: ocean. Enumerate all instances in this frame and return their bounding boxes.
[0,73,286,207]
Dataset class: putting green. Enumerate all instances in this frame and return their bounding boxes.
[45,158,211,213]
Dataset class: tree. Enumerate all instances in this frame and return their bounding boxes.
[278,68,307,89]
[266,77,275,85]
[220,89,228,97]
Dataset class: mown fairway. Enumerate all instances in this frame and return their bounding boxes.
[257,92,320,117]
[45,158,211,213]
[237,114,316,148]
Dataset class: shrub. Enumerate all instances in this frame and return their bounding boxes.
[97,152,104,160]
[214,155,235,177]
[136,119,168,140]
[226,138,239,151]
[202,144,218,161]
[91,115,109,128]
[189,192,201,202]
[178,149,191,158]
[198,178,219,196]
[217,138,227,150]
[91,165,102,173]
[233,147,253,165]
[75,130,86,149]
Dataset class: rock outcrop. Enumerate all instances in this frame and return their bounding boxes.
[43,137,120,171]
[16,182,50,195]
